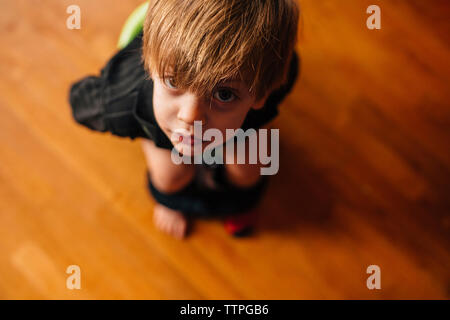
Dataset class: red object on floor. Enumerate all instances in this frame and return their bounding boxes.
[224,209,258,237]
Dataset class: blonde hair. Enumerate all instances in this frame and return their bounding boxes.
[142,0,299,100]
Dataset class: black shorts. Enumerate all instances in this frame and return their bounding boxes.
[147,162,269,219]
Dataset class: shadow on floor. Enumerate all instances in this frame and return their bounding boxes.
[257,138,338,235]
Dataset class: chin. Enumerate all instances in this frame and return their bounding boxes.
[174,143,204,158]
[179,141,221,157]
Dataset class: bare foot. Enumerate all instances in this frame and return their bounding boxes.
[153,204,188,239]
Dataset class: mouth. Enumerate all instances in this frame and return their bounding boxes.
[170,129,203,146]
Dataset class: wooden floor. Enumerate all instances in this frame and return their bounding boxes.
[0,0,449,299]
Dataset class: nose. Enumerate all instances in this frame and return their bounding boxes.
[177,92,207,127]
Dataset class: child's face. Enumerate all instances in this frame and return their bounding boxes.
[151,73,267,156]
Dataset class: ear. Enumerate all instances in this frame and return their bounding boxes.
[251,92,271,111]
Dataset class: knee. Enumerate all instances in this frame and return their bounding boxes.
[224,163,262,188]
[150,166,195,194]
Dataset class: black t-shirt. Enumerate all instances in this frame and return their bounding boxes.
[69,32,299,150]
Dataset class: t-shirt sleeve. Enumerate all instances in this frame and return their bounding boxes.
[68,33,150,140]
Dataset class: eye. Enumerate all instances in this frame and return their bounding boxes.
[213,88,236,103]
[164,77,177,89]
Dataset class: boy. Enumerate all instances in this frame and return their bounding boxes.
[69,0,299,239]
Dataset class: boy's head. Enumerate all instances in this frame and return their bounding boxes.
[143,0,299,100]
[141,0,299,155]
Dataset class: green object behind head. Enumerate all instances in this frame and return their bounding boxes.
[117,2,149,49]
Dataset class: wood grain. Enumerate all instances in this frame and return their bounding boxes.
[0,0,448,299]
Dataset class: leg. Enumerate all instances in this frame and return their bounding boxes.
[222,125,273,236]
[141,138,195,239]
[224,124,273,188]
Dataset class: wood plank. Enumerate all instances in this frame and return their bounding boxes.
[0,0,448,299]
